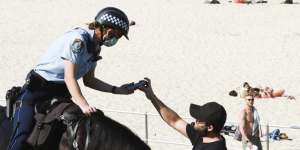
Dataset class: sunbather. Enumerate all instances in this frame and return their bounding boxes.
[229,82,295,100]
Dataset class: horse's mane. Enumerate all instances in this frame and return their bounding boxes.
[90,113,150,150]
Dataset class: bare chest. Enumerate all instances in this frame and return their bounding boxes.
[245,111,254,123]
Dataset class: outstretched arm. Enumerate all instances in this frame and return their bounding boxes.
[139,78,188,138]
[83,69,116,93]
[83,69,134,95]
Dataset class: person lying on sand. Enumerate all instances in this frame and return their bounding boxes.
[229,82,295,100]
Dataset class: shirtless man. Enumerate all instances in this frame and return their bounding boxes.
[239,95,263,150]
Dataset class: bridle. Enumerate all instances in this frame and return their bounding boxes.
[61,113,92,150]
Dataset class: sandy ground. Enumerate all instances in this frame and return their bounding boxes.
[1,0,300,149]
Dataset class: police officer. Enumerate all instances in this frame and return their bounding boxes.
[8,7,133,150]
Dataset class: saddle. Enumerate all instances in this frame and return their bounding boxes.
[5,86,86,148]
[27,100,105,150]
[26,99,79,147]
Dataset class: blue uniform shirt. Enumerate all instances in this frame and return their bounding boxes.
[34,27,97,81]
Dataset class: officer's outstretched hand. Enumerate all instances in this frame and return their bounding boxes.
[138,78,157,100]
[115,83,135,95]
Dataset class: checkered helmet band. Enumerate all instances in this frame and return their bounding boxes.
[99,13,129,32]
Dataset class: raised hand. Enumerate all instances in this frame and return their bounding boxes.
[138,77,157,100]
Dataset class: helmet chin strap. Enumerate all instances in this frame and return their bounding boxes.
[99,25,105,45]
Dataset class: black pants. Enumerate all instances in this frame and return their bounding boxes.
[7,70,70,150]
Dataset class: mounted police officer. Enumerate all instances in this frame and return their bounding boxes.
[8,7,134,150]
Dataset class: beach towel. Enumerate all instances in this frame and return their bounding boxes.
[252,107,261,136]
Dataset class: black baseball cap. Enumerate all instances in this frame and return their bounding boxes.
[189,102,227,133]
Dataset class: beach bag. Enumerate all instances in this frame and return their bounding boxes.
[269,129,280,140]
[233,126,242,141]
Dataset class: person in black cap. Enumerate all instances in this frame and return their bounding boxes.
[139,78,227,150]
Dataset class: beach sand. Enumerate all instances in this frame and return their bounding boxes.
[0,0,300,149]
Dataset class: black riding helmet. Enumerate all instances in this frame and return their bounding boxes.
[95,7,129,40]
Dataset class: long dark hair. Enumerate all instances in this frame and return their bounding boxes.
[88,21,102,30]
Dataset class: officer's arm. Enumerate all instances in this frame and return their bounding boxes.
[83,69,116,93]
[64,60,89,107]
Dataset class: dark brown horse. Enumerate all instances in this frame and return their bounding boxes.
[0,105,151,150]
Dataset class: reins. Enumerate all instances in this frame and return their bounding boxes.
[62,114,92,150]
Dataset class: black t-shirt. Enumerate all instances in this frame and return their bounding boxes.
[186,124,227,150]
